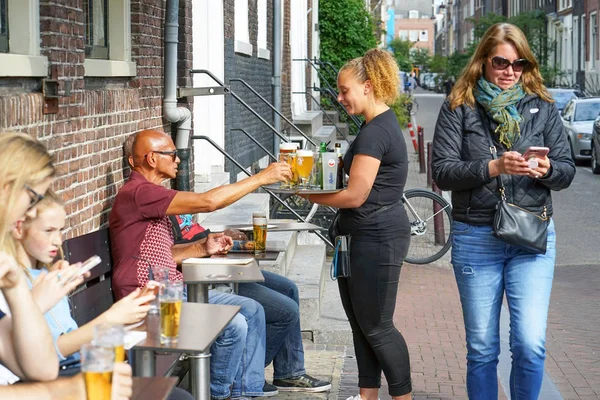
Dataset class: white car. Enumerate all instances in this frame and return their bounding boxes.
[561,97,600,163]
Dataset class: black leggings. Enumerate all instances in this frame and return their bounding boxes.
[338,236,412,397]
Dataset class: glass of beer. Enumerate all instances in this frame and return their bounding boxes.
[93,324,125,363]
[159,281,184,344]
[149,266,170,314]
[295,149,314,188]
[81,344,114,400]
[253,216,267,255]
[278,142,298,188]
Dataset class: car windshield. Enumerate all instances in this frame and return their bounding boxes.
[574,102,600,121]
[550,91,576,110]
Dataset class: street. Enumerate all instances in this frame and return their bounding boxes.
[411,89,600,399]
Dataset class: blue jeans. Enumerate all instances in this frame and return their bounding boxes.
[209,290,266,399]
[451,219,556,400]
[237,270,306,379]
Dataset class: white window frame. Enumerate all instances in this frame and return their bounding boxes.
[591,12,597,71]
[0,0,48,77]
[408,10,419,19]
[582,15,586,71]
[234,0,252,56]
[84,0,136,77]
[398,30,408,40]
[409,30,418,42]
[257,0,269,59]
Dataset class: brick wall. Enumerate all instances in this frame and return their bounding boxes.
[281,0,292,130]
[223,0,276,180]
[0,0,193,237]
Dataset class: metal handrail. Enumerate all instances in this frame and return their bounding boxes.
[191,135,334,248]
[292,90,351,144]
[229,78,317,147]
[189,69,292,146]
[231,128,277,161]
[313,86,361,134]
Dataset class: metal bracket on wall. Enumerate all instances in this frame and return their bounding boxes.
[42,66,72,115]
[177,86,229,98]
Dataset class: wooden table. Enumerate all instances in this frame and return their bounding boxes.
[132,302,240,400]
[132,377,178,400]
[182,259,265,304]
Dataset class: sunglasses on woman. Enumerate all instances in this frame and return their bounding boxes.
[491,56,530,72]
[25,184,45,211]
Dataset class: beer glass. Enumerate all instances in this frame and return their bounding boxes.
[149,265,170,314]
[81,344,114,400]
[159,281,184,344]
[253,216,267,255]
[93,324,125,363]
[295,150,314,188]
[278,142,298,188]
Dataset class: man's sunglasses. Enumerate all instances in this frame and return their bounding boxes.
[491,56,530,72]
[25,184,45,211]
[145,149,178,161]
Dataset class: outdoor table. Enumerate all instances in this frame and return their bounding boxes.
[182,259,265,304]
[205,220,324,234]
[132,377,178,400]
[132,302,240,400]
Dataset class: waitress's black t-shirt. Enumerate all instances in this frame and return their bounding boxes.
[338,108,410,241]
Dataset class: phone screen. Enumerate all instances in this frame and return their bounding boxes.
[78,255,102,276]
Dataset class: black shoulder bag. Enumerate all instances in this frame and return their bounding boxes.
[479,108,549,254]
[329,200,402,280]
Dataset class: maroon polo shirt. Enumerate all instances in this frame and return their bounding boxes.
[109,171,182,300]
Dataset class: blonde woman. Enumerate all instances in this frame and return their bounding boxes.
[0,132,132,399]
[432,23,575,399]
[306,49,412,400]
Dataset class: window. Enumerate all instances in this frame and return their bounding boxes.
[0,0,7,53]
[409,30,418,41]
[257,0,269,59]
[84,0,108,59]
[591,13,597,70]
[420,30,428,42]
[408,10,419,19]
[582,15,586,70]
[0,0,48,77]
[398,30,408,40]
[234,0,252,55]
[574,17,579,71]
[83,0,136,77]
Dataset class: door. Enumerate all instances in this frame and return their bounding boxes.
[290,0,308,117]
[192,0,225,181]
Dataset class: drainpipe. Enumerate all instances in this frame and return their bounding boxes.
[164,0,192,191]
[273,0,282,155]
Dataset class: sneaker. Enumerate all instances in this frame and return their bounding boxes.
[273,374,332,392]
[260,382,279,397]
[345,396,380,400]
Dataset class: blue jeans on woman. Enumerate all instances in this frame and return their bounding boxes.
[451,219,556,400]
[209,290,266,399]
[237,270,306,379]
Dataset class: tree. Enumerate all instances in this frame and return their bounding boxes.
[412,48,431,72]
[319,0,377,70]
[388,38,413,71]
[429,54,448,73]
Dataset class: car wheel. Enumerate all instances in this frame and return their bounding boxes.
[592,142,600,174]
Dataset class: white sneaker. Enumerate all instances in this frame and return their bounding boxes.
[345,396,380,400]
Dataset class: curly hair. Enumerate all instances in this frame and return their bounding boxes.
[448,23,553,110]
[340,48,400,105]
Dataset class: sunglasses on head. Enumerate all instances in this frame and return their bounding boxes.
[145,149,178,161]
[491,56,529,72]
[24,184,45,211]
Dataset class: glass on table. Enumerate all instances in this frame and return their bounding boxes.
[93,323,125,363]
[253,217,268,255]
[81,344,114,400]
[149,265,170,314]
[278,142,298,188]
[159,281,184,344]
[295,149,314,188]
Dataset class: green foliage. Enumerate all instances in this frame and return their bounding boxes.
[390,93,411,128]
[319,0,377,70]
[429,54,448,73]
[412,48,431,71]
[388,38,413,71]
[471,13,508,40]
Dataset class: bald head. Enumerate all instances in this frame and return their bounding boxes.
[131,130,174,168]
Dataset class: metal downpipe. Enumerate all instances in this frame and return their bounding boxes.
[273,0,282,155]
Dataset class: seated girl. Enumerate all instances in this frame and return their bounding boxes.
[13,192,154,374]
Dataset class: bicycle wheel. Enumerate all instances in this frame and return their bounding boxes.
[410,99,419,115]
[402,188,452,264]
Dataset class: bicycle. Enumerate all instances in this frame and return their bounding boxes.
[405,94,419,116]
[269,187,452,265]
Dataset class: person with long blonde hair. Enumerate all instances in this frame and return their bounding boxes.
[432,23,575,399]
[305,48,412,400]
[0,132,133,399]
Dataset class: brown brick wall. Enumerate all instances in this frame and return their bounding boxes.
[281,0,292,130]
[0,0,193,238]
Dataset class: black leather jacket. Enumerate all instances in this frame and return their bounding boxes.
[432,94,576,225]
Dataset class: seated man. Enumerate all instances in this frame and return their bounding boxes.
[0,253,133,399]
[111,130,292,399]
[170,215,332,393]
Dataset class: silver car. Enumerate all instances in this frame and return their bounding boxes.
[560,97,600,162]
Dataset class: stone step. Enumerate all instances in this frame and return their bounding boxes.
[313,125,336,146]
[322,110,339,125]
[292,110,323,138]
[197,193,270,226]
[287,244,328,333]
[335,122,350,139]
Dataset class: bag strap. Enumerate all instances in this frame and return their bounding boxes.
[477,106,507,201]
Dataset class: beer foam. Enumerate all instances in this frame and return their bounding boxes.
[280,142,298,150]
[296,149,314,157]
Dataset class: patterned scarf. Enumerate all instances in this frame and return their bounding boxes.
[474,77,526,149]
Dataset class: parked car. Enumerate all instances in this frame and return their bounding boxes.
[548,88,586,112]
[560,97,600,163]
[591,116,600,173]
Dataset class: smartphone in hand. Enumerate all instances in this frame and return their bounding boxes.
[77,255,102,276]
[523,146,550,160]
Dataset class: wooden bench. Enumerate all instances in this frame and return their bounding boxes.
[63,228,184,378]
